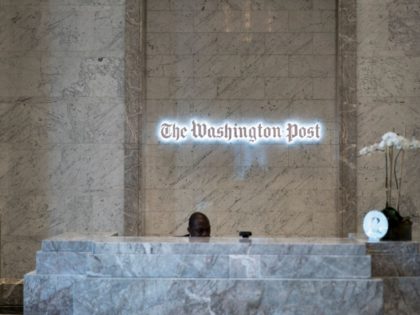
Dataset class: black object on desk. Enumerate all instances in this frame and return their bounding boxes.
[239,231,252,238]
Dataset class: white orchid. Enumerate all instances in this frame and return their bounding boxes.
[359,132,420,155]
[359,131,420,213]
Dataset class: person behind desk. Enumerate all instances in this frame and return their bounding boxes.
[186,212,211,237]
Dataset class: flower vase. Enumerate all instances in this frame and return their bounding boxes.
[381,205,412,241]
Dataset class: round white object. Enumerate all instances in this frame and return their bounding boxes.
[363,210,389,242]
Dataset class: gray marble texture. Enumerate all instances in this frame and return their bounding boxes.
[41,235,367,255]
[23,276,384,315]
[24,273,84,315]
[368,242,420,284]
[0,0,126,279]
[25,235,383,315]
[141,0,339,239]
[29,236,420,315]
[35,251,371,279]
[70,278,382,315]
[337,0,358,237]
[371,253,420,277]
[367,241,420,315]
[1,0,419,288]
[383,277,420,315]
[356,0,420,240]
[38,236,372,287]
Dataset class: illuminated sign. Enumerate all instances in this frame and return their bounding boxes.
[157,120,322,144]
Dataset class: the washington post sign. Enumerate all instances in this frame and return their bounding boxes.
[157,120,322,145]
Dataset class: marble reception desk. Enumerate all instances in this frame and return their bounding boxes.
[24,235,420,315]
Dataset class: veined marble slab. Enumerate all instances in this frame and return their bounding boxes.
[35,252,371,279]
[383,277,420,315]
[41,235,367,255]
[25,235,383,314]
[367,242,420,315]
[367,241,420,277]
[72,278,382,315]
[25,275,383,315]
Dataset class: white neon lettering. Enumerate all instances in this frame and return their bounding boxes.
[160,123,172,139]
[157,119,323,144]
[159,121,189,142]
[286,122,322,143]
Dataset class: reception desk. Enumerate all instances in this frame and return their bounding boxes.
[24,235,420,314]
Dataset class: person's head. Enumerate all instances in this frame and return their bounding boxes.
[188,212,211,237]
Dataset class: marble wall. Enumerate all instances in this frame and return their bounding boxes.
[2,0,419,280]
[142,0,339,237]
[0,0,126,278]
[356,0,420,239]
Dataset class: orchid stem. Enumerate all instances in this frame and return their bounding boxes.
[385,146,389,207]
[389,146,394,207]
[396,149,405,211]
[394,149,401,191]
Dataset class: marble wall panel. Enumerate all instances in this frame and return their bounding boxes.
[147,55,194,77]
[288,144,335,168]
[145,189,193,213]
[146,0,170,11]
[217,77,265,99]
[1,236,42,279]
[289,10,335,33]
[2,0,398,277]
[0,100,32,144]
[314,0,336,10]
[265,33,313,55]
[258,0,314,11]
[313,77,336,99]
[0,4,123,53]
[143,0,339,235]
[11,191,125,236]
[1,0,125,5]
[0,1,126,278]
[0,59,17,97]
[313,209,340,236]
[246,11,288,33]
[6,144,124,194]
[289,100,336,122]
[194,55,241,77]
[241,55,288,77]
[0,144,10,195]
[217,33,266,55]
[289,55,336,78]
[388,1,420,56]
[1,54,123,98]
[356,0,420,239]
[25,97,124,145]
[148,11,194,33]
[144,211,191,236]
[313,33,336,55]
[190,100,242,120]
[0,6,11,51]
[194,10,242,33]
[190,33,219,55]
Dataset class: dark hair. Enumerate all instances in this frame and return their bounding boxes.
[188,212,210,237]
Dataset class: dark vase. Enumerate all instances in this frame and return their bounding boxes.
[382,205,412,241]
